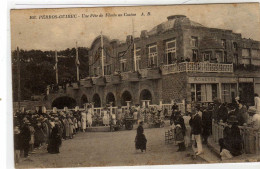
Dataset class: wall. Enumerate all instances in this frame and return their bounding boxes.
[162,73,188,103]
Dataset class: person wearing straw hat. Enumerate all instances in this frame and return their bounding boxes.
[219,115,242,160]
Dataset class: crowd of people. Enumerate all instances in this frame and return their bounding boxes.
[168,94,260,160]
[13,93,260,164]
[13,103,166,164]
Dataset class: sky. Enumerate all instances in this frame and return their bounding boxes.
[10,3,260,51]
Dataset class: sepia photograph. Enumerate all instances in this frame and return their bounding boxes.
[10,3,260,168]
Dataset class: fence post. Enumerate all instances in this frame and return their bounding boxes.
[212,119,215,142]
[256,131,260,155]
[242,123,247,154]
[109,102,113,115]
[126,101,131,109]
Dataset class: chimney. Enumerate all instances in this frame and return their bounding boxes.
[140,30,148,39]
[167,15,186,21]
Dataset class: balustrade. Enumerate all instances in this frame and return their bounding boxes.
[162,62,233,75]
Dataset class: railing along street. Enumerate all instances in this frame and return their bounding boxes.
[212,119,260,154]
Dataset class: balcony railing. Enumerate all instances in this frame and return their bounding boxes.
[161,62,233,75]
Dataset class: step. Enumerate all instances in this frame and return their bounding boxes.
[197,145,221,163]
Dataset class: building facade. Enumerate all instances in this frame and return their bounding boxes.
[72,15,260,108]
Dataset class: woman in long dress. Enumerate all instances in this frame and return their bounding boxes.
[103,109,110,126]
[183,112,191,147]
[81,111,87,132]
[87,109,93,127]
[47,123,62,154]
[135,121,147,152]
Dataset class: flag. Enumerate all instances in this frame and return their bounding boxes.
[75,44,80,66]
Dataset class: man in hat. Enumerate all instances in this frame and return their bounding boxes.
[219,115,242,160]
[202,105,212,145]
[189,106,203,155]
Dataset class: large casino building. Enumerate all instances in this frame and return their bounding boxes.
[44,15,260,109]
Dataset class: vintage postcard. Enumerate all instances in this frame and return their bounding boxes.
[11,3,260,168]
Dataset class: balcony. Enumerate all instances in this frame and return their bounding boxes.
[161,62,233,75]
[80,79,92,88]
[96,77,106,86]
[111,75,121,84]
[105,75,112,83]
[91,77,98,85]
[139,68,161,79]
[121,72,139,82]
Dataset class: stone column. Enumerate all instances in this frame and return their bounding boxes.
[126,101,131,109]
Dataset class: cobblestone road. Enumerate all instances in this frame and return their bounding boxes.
[17,127,205,168]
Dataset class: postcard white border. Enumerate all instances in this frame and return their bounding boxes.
[2,0,260,169]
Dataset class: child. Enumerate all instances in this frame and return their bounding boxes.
[174,121,186,152]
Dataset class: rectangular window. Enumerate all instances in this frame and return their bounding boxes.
[233,42,238,51]
[192,84,218,102]
[120,59,127,72]
[252,49,260,58]
[191,36,198,48]
[223,52,228,63]
[136,48,141,70]
[233,54,239,65]
[192,49,198,62]
[215,51,222,63]
[165,39,176,64]
[148,44,158,67]
[203,52,212,62]
[242,49,250,57]
[104,65,111,75]
[222,84,231,103]
[221,39,226,49]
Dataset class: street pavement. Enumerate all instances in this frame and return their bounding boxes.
[16,126,206,168]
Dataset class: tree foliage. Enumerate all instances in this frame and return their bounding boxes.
[12,48,89,101]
